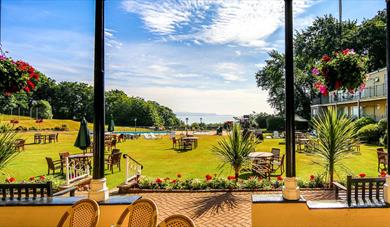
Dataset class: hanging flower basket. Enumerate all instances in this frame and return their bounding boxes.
[311,49,368,96]
[0,51,41,95]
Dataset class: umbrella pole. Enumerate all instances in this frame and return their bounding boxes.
[89,0,109,202]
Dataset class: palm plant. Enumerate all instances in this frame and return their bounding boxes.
[212,124,257,181]
[308,108,357,186]
[0,124,20,173]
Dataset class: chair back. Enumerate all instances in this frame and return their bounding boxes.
[377,151,387,164]
[112,149,121,154]
[59,152,70,162]
[111,152,122,164]
[377,148,385,152]
[158,214,195,227]
[116,198,157,227]
[57,199,100,227]
[172,137,177,144]
[279,154,285,166]
[271,148,280,160]
[46,157,55,169]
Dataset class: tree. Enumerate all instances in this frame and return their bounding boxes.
[357,10,386,71]
[212,124,257,181]
[255,50,312,119]
[307,108,358,186]
[32,100,53,119]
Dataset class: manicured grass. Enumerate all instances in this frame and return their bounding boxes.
[3,131,383,189]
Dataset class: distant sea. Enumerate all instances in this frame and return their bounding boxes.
[175,112,235,124]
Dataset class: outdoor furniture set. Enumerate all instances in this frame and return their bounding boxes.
[249,148,285,179]
[173,136,199,151]
[34,133,58,144]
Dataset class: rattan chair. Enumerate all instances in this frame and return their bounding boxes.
[57,199,100,227]
[158,214,195,227]
[116,198,158,227]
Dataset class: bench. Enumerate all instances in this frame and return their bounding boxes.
[0,182,76,200]
[333,175,386,207]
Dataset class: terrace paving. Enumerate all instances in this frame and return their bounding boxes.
[127,190,334,227]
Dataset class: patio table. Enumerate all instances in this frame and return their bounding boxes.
[249,152,274,160]
[182,137,199,148]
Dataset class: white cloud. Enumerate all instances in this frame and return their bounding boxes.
[122,0,318,47]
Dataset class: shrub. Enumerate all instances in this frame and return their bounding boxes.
[380,130,388,148]
[28,126,37,131]
[378,119,387,134]
[358,123,381,144]
[14,126,27,131]
[266,116,285,131]
[354,117,376,131]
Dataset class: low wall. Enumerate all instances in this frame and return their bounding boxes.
[0,196,140,227]
[252,194,390,227]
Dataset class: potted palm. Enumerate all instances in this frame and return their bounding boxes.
[307,108,358,186]
[212,124,257,182]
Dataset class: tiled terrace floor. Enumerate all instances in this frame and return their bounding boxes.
[129,190,334,227]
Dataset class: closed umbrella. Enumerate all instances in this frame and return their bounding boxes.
[74,117,91,152]
[108,115,115,132]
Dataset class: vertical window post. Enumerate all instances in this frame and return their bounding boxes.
[282,0,300,200]
[384,0,390,204]
[89,0,109,201]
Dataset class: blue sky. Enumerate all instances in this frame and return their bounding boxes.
[2,0,386,116]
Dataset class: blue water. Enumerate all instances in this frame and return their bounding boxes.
[176,113,234,124]
[115,131,170,135]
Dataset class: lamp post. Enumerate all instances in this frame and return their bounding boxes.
[185,117,189,136]
[134,118,137,133]
[89,0,109,202]
[282,0,300,201]
[200,117,203,131]
[383,0,390,204]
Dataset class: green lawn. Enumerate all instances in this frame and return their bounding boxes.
[3,131,383,189]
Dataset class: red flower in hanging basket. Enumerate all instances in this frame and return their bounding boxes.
[205,174,213,181]
[0,50,43,95]
[312,48,367,95]
[321,54,331,62]
[277,176,283,181]
[359,173,366,178]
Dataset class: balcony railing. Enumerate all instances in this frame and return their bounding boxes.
[313,84,387,105]
[123,154,143,184]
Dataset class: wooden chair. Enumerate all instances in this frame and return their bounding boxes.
[116,198,158,227]
[46,157,63,175]
[172,137,177,149]
[271,154,285,176]
[56,133,59,142]
[57,199,100,227]
[377,151,388,172]
[14,139,25,151]
[158,214,195,227]
[48,134,56,143]
[34,133,42,144]
[271,148,280,161]
[105,151,122,173]
[252,158,272,180]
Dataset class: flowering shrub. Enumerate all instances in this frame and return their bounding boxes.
[0,50,42,95]
[312,49,367,96]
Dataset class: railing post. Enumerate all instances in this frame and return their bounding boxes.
[66,157,70,185]
[282,0,300,201]
[125,156,129,184]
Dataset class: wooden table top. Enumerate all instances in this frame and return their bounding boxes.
[249,152,274,159]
